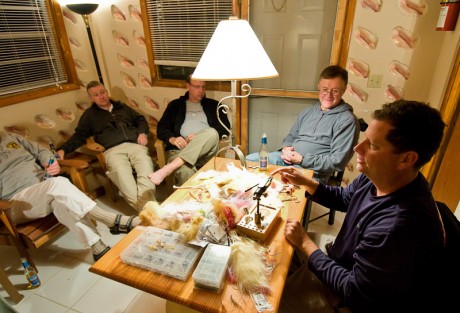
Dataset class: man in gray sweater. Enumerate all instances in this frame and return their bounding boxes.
[246,65,360,184]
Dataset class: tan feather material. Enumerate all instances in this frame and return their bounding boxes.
[139,201,206,242]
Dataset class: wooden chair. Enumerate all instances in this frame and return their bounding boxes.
[85,137,118,202]
[0,200,66,270]
[0,158,95,275]
[1,199,66,303]
[0,265,24,303]
[58,157,105,200]
[301,170,344,228]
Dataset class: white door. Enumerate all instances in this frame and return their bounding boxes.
[246,0,340,152]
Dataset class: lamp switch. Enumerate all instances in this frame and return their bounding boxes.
[367,74,383,88]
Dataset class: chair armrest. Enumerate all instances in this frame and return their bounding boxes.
[85,137,105,153]
[58,159,89,170]
[0,200,16,237]
[154,139,167,168]
[57,159,92,198]
[0,200,12,212]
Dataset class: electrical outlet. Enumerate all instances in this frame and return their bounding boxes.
[367,74,383,88]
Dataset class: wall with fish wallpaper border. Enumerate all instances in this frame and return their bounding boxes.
[340,0,459,184]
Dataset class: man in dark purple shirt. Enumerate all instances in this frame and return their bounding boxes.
[272,100,447,313]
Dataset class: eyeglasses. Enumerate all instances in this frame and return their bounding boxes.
[319,88,343,96]
[189,83,206,89]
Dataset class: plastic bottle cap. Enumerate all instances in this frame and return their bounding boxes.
[261,133,268,144]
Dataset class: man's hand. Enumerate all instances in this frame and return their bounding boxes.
[186,134,196,141]
[285,218,319,256]
[170,136,187,150]
[271,166,310,186]
[271,166,319,195]
[137,133,148,146]
[45,159,61,176]
[281,146,301,165]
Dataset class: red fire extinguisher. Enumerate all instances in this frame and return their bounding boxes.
[436,1,460,31]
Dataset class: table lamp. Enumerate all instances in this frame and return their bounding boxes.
[65,1,103,84]
[192,16,279,169]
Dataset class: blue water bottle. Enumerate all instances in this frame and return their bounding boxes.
[43,158,54,181]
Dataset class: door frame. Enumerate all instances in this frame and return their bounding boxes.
[421,46,460,187]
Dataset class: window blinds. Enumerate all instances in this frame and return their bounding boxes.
[0,0,67,96]
[145,0,232,67]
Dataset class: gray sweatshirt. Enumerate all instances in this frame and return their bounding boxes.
[0,133,54,199]
[282,100,359,175]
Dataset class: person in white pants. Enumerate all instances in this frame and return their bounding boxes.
[1,132,140,261]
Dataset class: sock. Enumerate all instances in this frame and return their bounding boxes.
[87,206,140,228]
[91,240,108,255]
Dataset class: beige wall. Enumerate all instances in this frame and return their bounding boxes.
[344,0,459,122]
[341,1,459,182]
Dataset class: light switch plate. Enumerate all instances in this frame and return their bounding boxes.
[367,74,383,88]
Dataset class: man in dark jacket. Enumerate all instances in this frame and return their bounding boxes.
[57,81,156,212]
[149,75,230,186]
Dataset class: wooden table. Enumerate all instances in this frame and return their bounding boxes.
[90,157,311,313]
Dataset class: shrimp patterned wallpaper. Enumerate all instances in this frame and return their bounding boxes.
[60,0,227,142]
[345,0,428,109]
[62,0,162,140]
[340,0,443,184]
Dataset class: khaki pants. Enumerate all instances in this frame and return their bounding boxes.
[104,142,156,211]
[167,128,220,186]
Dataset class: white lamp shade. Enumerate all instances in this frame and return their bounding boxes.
[193,17,279,81]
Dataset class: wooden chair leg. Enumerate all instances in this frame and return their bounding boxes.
[68,167,92,197]
[0,209,37,272]
[0,267,24,303]
[104,179,118,203]
[58,158,105,200]
[95,154,118,202]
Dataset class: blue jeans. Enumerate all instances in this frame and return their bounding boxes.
[246,151,286,166]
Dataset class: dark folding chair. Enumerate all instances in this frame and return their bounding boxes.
[301,170,343,228]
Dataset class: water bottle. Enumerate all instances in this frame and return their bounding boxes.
[43,158,54,181]
[259,133,269,171]
[21,257,41,289]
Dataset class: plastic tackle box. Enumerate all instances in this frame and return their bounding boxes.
[192,243,231,293]
[120,226,203,281]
